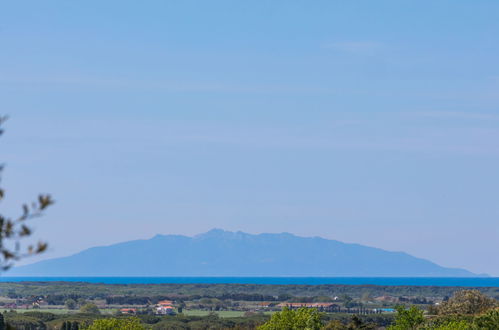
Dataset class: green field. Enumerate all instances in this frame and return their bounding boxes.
[0,308,117,315]
[183,310,273,318]
[183,310,245,317]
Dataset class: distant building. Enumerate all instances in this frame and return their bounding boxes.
[156,305,175,315]
[120,308,137,314]
[158,300,174,306]
[257,302,274,308]
[155,300,176,315]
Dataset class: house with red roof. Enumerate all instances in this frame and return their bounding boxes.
[120,308,137,314]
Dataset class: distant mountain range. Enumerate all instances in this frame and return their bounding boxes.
[9,229,478,277]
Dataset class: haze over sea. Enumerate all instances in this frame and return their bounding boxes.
[1,277,498,287]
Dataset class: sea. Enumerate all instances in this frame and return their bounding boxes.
[0,277,497,287]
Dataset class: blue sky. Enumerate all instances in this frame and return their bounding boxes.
[1,1,499,275]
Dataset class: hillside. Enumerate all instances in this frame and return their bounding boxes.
[9,229,476,277]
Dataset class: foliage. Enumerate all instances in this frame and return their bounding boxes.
[79,303,101,315]
[0,281,495,330]
[136,315,161,324]
[323,314,394,328]
[473,308,499,329]
[422,310,498,330]
[61,320,81,330]
[148,313,267,330]
[0,116,54,270]
[3,311,47,329]
[387,305,424,330]
[151,320,189,329]
[323,320,344,329]
[430,320,471,330]
[45,314,101,329]
[347,315,376,329]
[437,290,497,315]
[340,295,357,309]
[23,311,56,322]
[0,282,497,302]
[85,317,145,330]
[65,299,77,310]
[0,306,494,330]
[258,307,323,330]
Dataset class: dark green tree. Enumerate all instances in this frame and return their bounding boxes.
[258,307,323,330]
[86,317,144,330]
[323,320,344,329]
[387,305,424,330]
[65,299,77,310]
[344,315,376,329]
[473,309,499,329]
[80,303,101,314]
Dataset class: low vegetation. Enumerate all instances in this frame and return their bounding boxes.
[0,286,495,329]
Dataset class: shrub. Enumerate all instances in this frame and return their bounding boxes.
[387,305,424,330]
[258,307,323,330]
[473,308,499,329]
[85,317,145,330]
[438,290,496,315]
[79,303,100,315]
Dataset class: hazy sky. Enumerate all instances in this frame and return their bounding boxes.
[1,1,499,275]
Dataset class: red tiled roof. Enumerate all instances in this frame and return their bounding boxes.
[158,300,173,305]
[120,308,137,312]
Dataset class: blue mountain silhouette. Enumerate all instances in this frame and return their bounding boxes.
[9,229,476,277]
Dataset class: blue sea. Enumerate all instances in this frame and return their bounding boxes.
[0,277,497,287]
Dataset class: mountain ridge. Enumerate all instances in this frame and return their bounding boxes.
[9,229,478,277]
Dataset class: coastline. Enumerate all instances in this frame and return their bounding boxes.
[0,276,497,287]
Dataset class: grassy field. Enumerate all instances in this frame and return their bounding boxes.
[183,310,274,318]
[183,310,246,317]
[1,308,73,314]
[0,308,117,315]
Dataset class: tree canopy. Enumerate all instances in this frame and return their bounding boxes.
[85,317,145,330]
[79,303,100,315]
[387,305,425,330]
[438,290,497,315]
[258,307,323,330]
